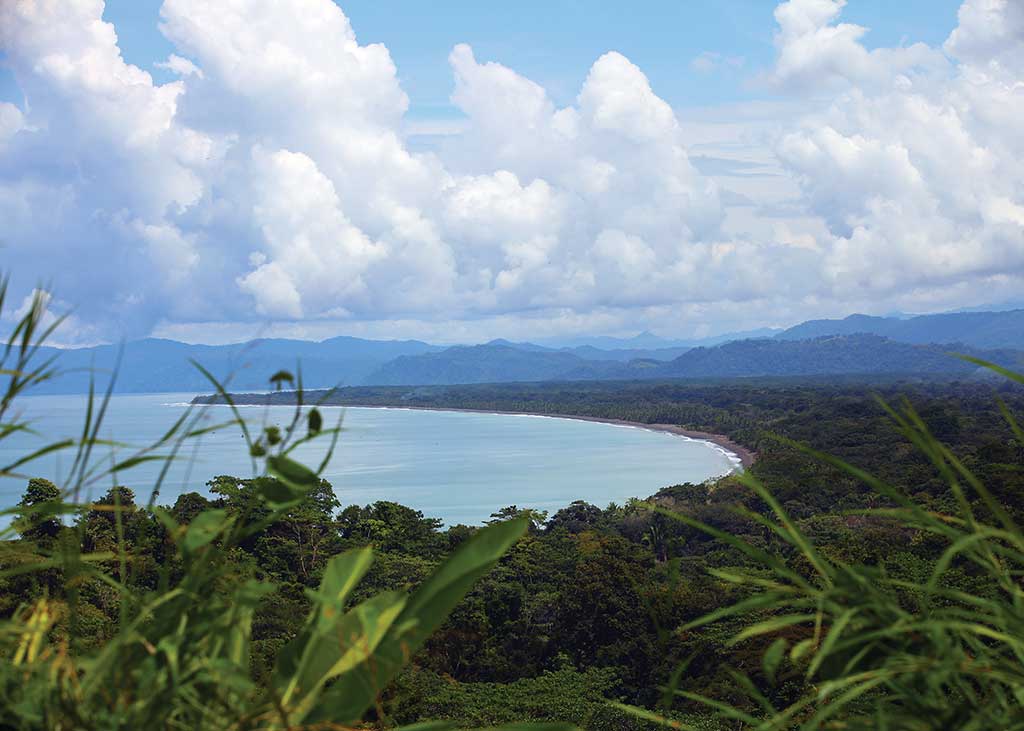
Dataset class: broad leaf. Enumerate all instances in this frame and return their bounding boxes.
[306,517,528,724]
[182,509,229,554]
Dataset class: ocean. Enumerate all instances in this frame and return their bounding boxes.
[1,392,740,525]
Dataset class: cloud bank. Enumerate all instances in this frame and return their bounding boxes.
[0,0,1022,343]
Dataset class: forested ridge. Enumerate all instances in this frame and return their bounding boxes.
[9,373,1024,728]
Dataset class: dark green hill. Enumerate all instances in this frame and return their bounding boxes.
[658,334,1023,379]
[362,334,1024,387]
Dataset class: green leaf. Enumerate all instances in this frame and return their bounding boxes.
[278,591,408,722]
[610,702,695,730]
[270,370,294,390]
[182,509,230,554]
[313,547,375,630]
[955,354,1024,385]
[110,454,173,473]
[306,517,529,724]
[266,455,320,501]
[763,637,788,684]
[1,438,74,475]
[790,637,815,662]
[307,408,323,437]
[225,581,276,668]
[730,613,816,646]
[806,608,857,680]
[272,548,375,702]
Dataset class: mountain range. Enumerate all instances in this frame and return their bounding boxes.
[777,309,1024,349]
[26,308,1024,393]
[32,336,441,394]
[365,335,1023,386]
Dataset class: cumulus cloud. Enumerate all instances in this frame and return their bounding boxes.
[0,0,1021,343]
[0,1,735,338]
[239,147,385,318]
[773,0,1024,296]
[945,0,1024,73]
[770,0,945,91]
[445,43,726,310]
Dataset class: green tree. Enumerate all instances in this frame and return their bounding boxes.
[16,478,62,545]
[338,501,445,555]
[169,491,212,524]
[488,505,549,533]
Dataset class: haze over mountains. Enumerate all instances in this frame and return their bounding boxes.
[32,309,1024,394]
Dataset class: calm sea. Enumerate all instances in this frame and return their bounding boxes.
[1,393,739,525]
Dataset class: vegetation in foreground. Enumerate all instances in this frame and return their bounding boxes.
[0,282,561,730]
[2,276,1024,729]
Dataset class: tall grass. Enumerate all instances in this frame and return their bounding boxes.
[620,360,1024,730]
[0,278,568,730]
[8,272,1024,729]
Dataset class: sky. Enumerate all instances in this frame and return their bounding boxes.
[0,0,1021,345]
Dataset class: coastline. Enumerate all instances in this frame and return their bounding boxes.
[340,404,757,470]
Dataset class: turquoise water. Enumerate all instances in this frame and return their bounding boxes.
[1,393,739,525]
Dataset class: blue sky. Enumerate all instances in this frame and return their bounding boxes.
[2,0,963,117]
[2,0,1021,345]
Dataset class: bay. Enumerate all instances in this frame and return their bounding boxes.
[1,392,739,525]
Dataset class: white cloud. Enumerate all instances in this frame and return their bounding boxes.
[0,0,1022,344]
[155,53,203,78]
[945,0,1024,73]
[773,0,1024,296]
[770,0,945,91]
[238,146,385,318]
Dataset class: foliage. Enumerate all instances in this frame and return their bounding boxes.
[0,275,543,730]
[388,666,663,730]
[6,272,1024,729]
[619,360,1024,730]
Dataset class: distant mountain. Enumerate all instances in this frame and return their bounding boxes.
[947,300,1024,314]
[485,338,690,362]
[539,330,687,349]
[29,314,1024,395]
[777,310,1024,350]
[364,343,621,385]
[32,336,442,394]
[537,328,781,350]
[561,345,691,362]
[483,339,555,353]
[656,334,1023,379]
[360,334,1022,387]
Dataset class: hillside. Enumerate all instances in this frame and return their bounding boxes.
[364,343,621,385]
[777,309,1024,349]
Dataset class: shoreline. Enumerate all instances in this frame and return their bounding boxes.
[338,404,757,470]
